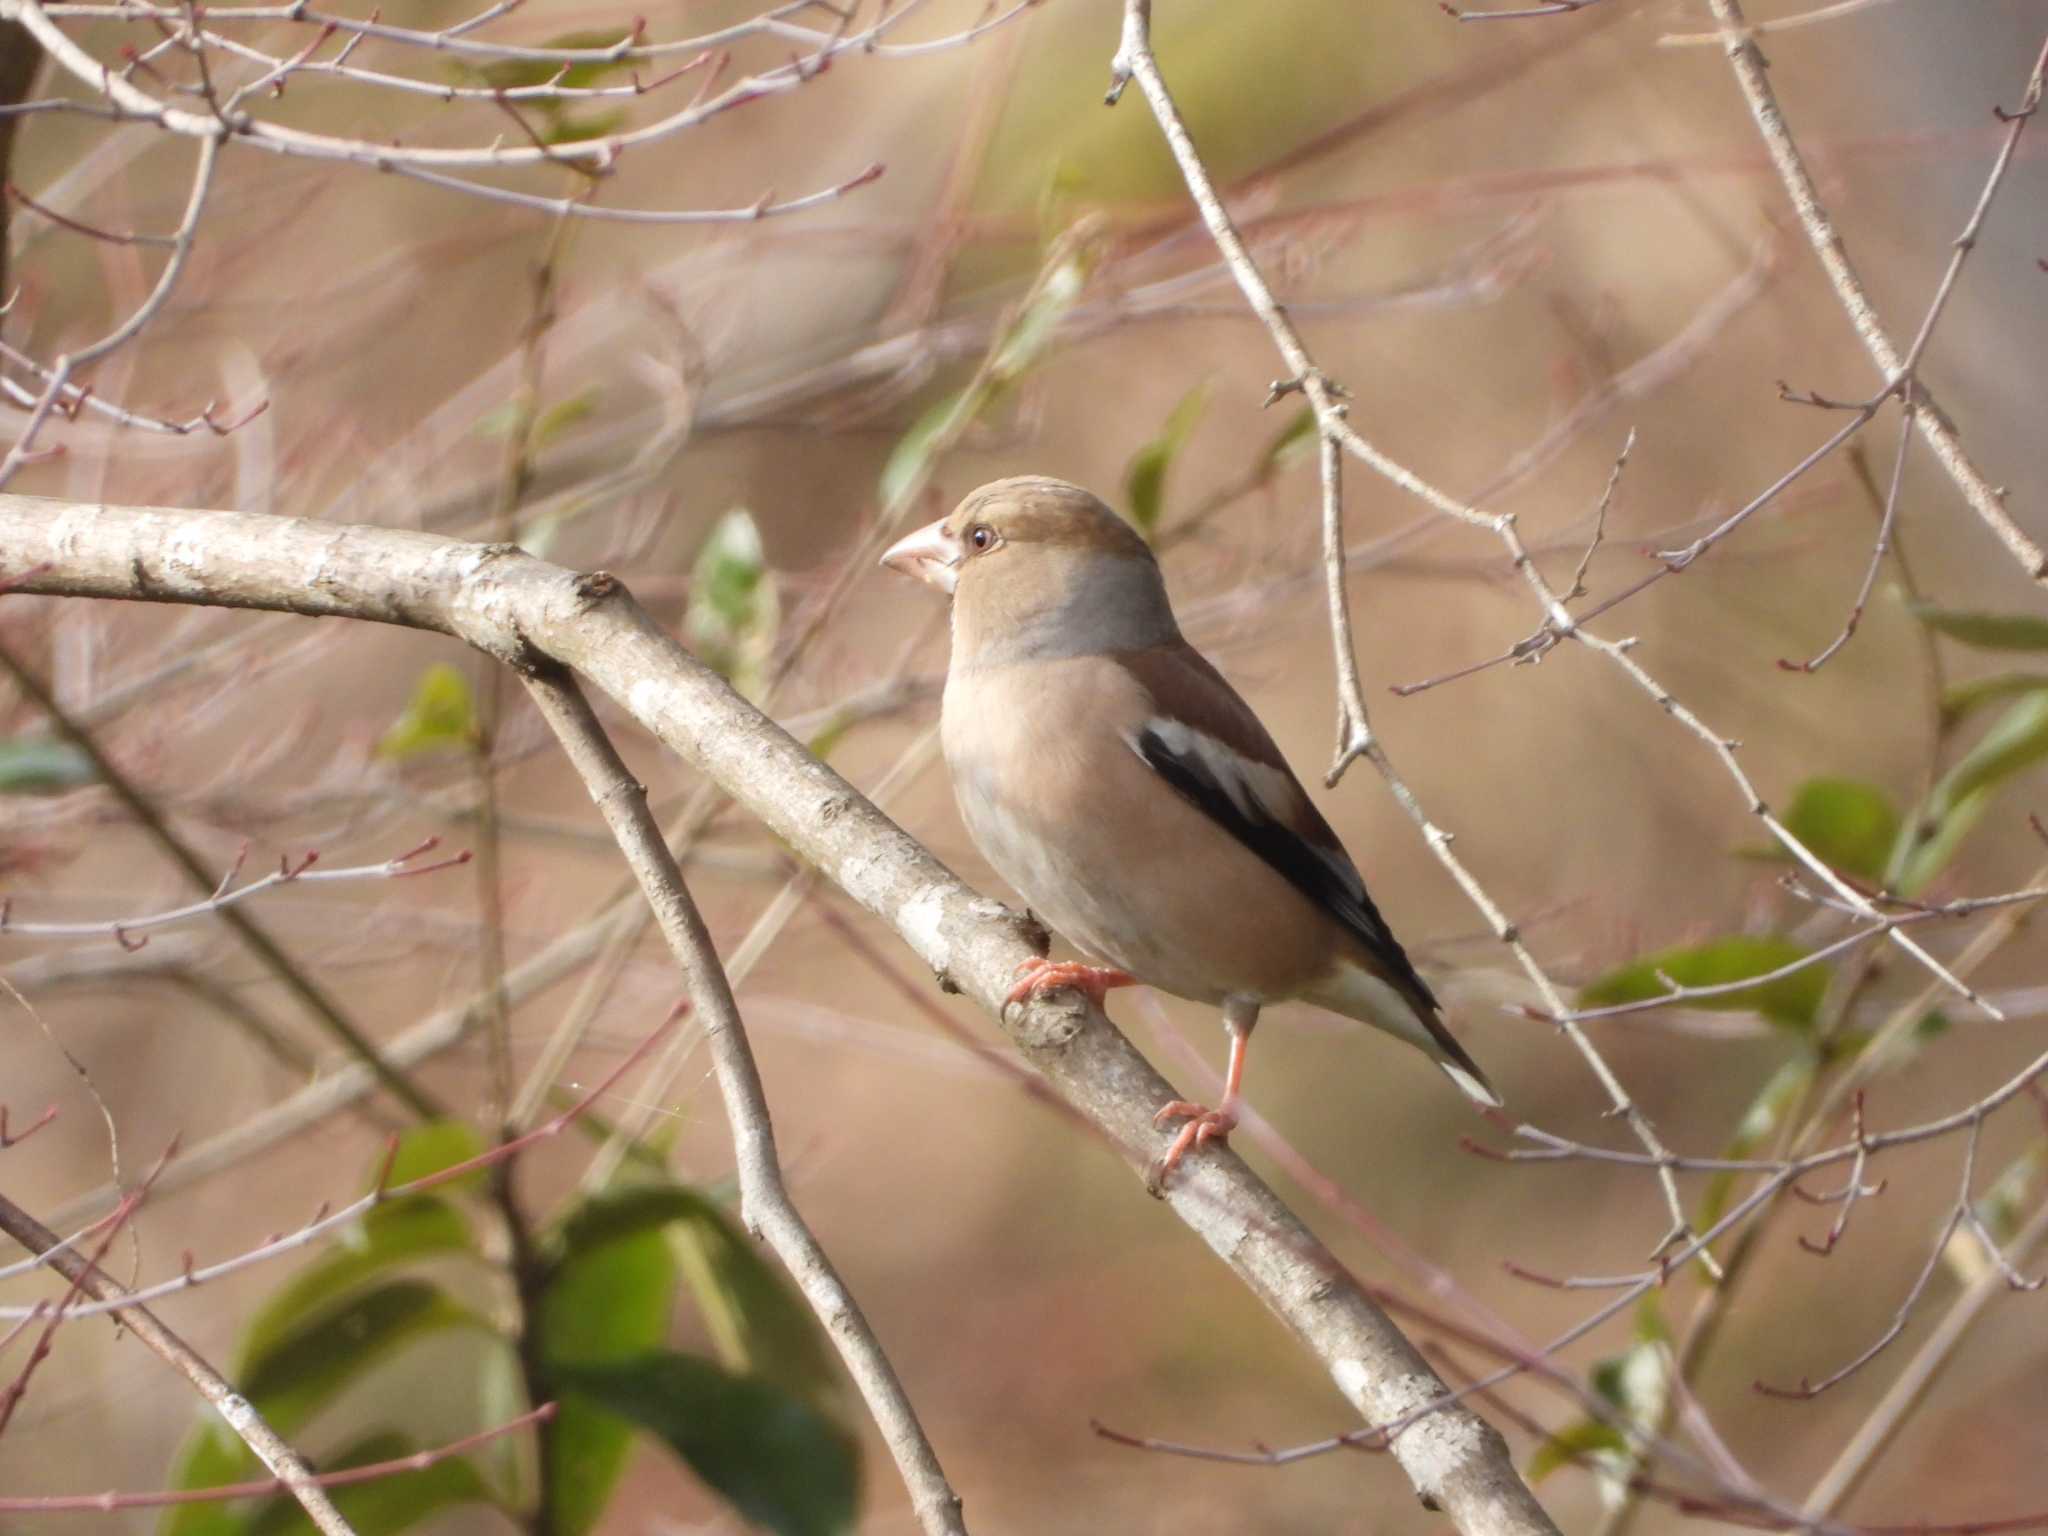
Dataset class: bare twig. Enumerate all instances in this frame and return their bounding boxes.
[0,1189,359,1536]
[1704,7,2048,582]
[519,665,969,1536]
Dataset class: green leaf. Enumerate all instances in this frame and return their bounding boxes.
[989,246,1088,383]
[376,664,478,761]
[1697,1055,1813,1236]
[1780,777,1899,881]
[1256,405,1318,478]
[1910,604,2048,651]
[377,1120,489,1195]
[1895,785,1992,897]
[1122,381,1211,538]
[1928,692,2048,818]
[0,736,95,794]
[1941,671,2048,724]
[477,388,601,451]
[1526,1417,1628,1483]
[166,1283,493,1536]
[239,1197,479,1372]
[541,109,627,146]
[552,1354,859,1536]
[553,1183,835,1402]
[1580,935,1827,1032]
[242,1281,492,1439]
[451,30,638,93]
[162,1423,255,1536]
[685,510,780,696]
[539,1191,681,1536]
[877,391,972,511]
[245,1431,493,1536]
[1945,1136,2048,1286]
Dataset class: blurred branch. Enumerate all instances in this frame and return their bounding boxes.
[0,1189,360,1536]
[1705,4,2048,582]
[0,640,442,1117]
[1802,1192,2048,1518]
[0,494,1546,1534]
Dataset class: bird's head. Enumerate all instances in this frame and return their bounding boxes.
[880,476,1178,666]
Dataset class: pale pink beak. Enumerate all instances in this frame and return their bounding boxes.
[879,516,962,595]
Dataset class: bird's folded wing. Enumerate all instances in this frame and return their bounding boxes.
[1114,644,1441,1016]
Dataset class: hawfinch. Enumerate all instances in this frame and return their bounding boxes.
[882,476,1498,1182]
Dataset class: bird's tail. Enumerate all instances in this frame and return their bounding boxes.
[1305,957,1502,1109]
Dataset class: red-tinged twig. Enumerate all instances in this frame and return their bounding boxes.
[0,1193,140,1435]
[0,1403,555,1512]
[0,1105,56,1149]
[0,1188,355,1534]
[0,836,469,942]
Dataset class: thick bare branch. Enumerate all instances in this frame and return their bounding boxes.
[0,494,1551,1533]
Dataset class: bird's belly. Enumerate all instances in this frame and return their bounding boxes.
[948,746,1332,1006]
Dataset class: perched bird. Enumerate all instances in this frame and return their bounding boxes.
[881,475,1498,1183]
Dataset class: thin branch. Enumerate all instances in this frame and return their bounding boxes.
[0,639,442,1116]
[519,665,968,1536]
[0,1189,359,1536]
[0,1404,554,1513]
[1704,7,2048,582]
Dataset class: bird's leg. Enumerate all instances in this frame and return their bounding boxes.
[1152,999,1258,1185]
[1006,955,1136,1009]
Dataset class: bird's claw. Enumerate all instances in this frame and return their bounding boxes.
[1005,957,1135,1010]
[1148,1099,1239,1190]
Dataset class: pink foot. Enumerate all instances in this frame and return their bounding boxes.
[1006,957,1136,1010]
[1151,1099,1239,1186]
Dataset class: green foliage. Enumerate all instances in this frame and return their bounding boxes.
[1696,1056,1814,1238]
[451,30,638,94]
[685,510,780,700]
[238,1198,480,1371]
[476,387,602,453]
[877,224,1105,512]
[1889,691,2048,894]
[378,1119,489,1195]
[1580,935,1827,1032]
[1122,381,1211,539]
[160,1126,844,1536]
[552,1355,860,1536]
[1909,603,2048,651]
[163,1277,491,1536]
[1779,778,1899,881]
[1527,1299,1670,1507]
[556,1183,837,1399]
[244,1431,494,1536]
[1924,692,2048,821]
[1256,405,1319,479]
[0,735,94,793]
[376,664,478,761]
[242,1282,493,1437]
[1940,671,2048,724]
[538,1191,681,1536]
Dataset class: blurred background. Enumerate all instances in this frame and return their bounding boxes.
[2,0,2046,1530]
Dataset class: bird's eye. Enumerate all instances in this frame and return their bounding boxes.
[967,524,996,552]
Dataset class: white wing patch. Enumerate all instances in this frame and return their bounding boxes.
[1131,719,1369,904]
[1131,718,1296,823]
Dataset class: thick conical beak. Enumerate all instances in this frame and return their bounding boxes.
[879,516,962,594]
